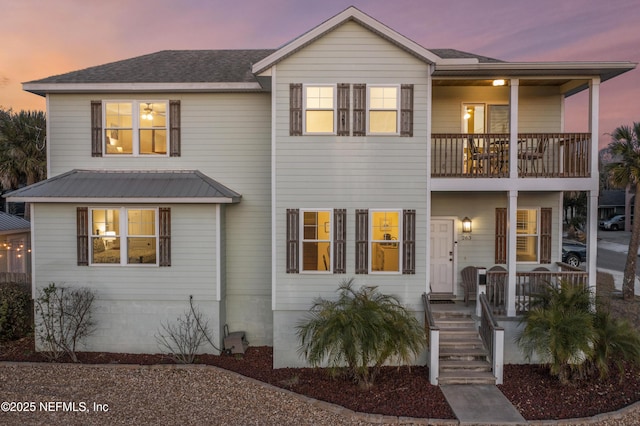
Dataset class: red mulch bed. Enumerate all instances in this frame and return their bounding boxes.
[2,337,640,421]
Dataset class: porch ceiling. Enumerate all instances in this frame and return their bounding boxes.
[432,78,576,87]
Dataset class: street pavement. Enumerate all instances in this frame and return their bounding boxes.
[596,230,640,294]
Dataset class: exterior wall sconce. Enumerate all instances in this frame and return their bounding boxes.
[462,217,472,240]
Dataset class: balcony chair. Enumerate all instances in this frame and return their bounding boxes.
[460,265,478,306]
[468,137,497,175]
[518,137,549,174]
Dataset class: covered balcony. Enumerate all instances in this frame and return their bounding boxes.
[431,133,591,178]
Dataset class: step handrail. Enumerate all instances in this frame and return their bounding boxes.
[422,293,440,385]
[478,293,504,384]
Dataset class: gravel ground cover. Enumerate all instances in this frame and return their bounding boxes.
[1,272,640,424]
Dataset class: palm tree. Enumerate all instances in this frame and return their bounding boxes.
[605,122,640,299]
[296,278,425,389]
[0,109,47,219]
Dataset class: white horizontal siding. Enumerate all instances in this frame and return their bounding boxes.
[45,91,273,344]
[273,21,430,309]
[32,203,218,300]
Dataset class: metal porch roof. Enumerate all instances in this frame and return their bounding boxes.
[4,170,242,204]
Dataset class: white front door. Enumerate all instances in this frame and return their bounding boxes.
[430,219,455,293]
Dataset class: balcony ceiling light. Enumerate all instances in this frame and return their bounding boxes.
[492,79,506,86]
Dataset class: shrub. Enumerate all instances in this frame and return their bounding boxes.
[589,309,640,380]
[296,278,425,389]
[0,283,32,342]
[155,296,219,363]
[516,280,640,384]
[34,283,96,362]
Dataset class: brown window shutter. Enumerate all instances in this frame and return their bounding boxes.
[91,101,103,157]
[495,208,507,264]
[403,209,416,274]
[77,207,89,266]
[290,84,303,136]
[333,209,346,273]
[159,207,171,266]
[337,84,350,136]
[401,84,414,137]
[355,209,369,274]
[352,84,366,136]
[540,207,552,264]
[286,209,299,273]
[169,100,181,157]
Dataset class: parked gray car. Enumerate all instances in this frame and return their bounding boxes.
[599,215,625,231]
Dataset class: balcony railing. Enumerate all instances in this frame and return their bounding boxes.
[431,133,591,178]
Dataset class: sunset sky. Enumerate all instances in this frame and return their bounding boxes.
[2,0,639,147]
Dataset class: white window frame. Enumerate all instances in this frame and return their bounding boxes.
[89,207,159,266]
[516,207,540,264]
[367,85,400,135]
[103,100,169,157]
[368,209,402,274]
[303,84,336,135]
[299,208,333,274]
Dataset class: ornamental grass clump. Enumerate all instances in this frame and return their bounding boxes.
[296,278,425,389]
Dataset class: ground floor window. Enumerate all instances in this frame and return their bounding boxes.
[301,210,332,272]
[90,208,157,265]
[516,208,539,262]
[370,210,401,273]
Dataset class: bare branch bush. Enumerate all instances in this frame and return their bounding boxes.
[34,283,96,362]
[155,296,219,363]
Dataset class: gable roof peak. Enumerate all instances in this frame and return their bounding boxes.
[253,6,469,75]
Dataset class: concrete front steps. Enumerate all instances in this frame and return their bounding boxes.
[434,310,496,385]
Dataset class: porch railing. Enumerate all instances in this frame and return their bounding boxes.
[431,133,591,178]
[486,268,588,315]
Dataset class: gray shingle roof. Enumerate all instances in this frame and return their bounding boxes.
[429,49,503,63]
[25,50,276,85]
[25,48,499,85]
[599,190,626,207]
[0,211,30,232]
[5,170,241,203]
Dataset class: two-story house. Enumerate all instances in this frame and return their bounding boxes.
[10,7,635,382]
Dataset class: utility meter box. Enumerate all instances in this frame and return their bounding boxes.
[224,331,249,355]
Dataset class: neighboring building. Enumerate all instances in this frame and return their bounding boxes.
[8,7,635,380]
[0,211,31,287]
[598,190,625,221]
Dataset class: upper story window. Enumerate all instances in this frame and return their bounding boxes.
[290,84,413,137]
[369,86,399,134]
[90,207,158,265]
[104,101,168,156]
[304,85,335,134]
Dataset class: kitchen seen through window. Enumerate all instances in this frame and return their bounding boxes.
[371,210,400,272]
